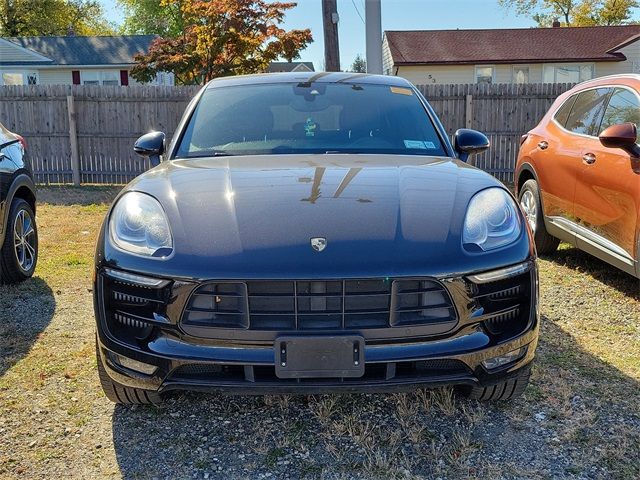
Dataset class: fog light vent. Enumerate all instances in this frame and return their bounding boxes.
[108,352,157,375]
[482,346,527,371]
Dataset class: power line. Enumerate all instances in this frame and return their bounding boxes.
[351,0,365,24]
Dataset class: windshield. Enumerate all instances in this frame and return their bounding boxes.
[175,82,447,158]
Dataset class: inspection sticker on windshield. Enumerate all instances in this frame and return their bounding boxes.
[390,87,413,96]
[404,140,437,149]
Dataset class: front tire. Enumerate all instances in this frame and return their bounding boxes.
[459,365,531,402]
[0,198,38,284]
[96,343,162,405]
[519,179,559,255]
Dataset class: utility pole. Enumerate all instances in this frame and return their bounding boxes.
[322,0,340,71]
[365,0,383,74]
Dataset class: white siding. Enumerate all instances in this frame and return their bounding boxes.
[595,39,640,76]
[396,65,475,85]
[382,35,394,76]
[394,60,636,85]
[27,67,174,86]
[129,74,144,86]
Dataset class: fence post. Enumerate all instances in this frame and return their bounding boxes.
[465,94,473,129]
[66,94,80,186]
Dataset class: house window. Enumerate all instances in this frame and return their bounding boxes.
[101,70,120,86]
[475,66,494,84]
[512,66,529,84]
[26,72,38,85]
[0,72,37,86]
[152,72,175,86]
[2,73,24,85]
[543,64,594,83]
[81,71,100,85]
[81,70,121,86]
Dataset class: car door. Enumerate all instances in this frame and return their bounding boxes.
[574,87,640,270]
[538,88,610,233]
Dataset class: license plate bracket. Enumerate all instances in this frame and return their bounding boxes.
[275,336,365,379]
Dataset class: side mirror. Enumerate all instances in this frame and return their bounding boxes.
[134,131,166,167]
[454,129,490,162]
[599,123,640,157]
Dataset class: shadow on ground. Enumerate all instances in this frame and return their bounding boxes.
[110,317,640,479]
[542,245,639,301]
[0,276,55,377]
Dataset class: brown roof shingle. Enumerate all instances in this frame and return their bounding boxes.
[385,25,640,65]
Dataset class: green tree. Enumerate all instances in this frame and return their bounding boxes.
[498,0,638,26]
[350,54,366,73]
[117,0,185,37]
[131,0,312,85]
[0,0,114,36]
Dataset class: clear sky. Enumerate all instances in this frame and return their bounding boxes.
[102,0,536,70]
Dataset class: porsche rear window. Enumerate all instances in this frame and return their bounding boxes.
[175,82,447,158]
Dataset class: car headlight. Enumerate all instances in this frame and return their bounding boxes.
[109,192,173,257]
[463,188,522,252]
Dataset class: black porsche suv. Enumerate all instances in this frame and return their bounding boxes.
[95,73,538,405]
[0,122,38,284]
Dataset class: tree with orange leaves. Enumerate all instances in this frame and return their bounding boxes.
[131,0,312,85]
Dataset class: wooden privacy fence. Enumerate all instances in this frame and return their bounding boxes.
[0,85,200,184]
[415,82,573,180]
[0,82,573,184]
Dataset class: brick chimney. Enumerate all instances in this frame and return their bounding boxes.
[552,19,561,28]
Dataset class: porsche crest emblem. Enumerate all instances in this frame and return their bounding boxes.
[310,237,327,252]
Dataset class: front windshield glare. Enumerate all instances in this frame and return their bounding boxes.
[175,82,446,158]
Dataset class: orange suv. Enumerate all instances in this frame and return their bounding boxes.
[515,74,640,278]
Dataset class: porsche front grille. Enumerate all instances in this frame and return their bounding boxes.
[182,279,457,330]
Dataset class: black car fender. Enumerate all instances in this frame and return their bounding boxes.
[0,173,36,248]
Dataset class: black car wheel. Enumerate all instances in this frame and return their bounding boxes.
[458,365,531,401]
[519,179,559,255]
[0,198,38,284]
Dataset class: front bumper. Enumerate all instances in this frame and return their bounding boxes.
[94,261,539,395]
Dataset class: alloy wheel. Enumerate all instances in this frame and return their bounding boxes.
[13,208,36,273]
[520,190,537,233]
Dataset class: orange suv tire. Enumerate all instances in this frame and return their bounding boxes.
[519,179,560,255]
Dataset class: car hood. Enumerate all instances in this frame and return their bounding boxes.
[105,154,531,279]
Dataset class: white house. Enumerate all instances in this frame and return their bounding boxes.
[0,35,174,86]
[382,25,640,85]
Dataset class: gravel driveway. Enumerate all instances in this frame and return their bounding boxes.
[0,187,638,479]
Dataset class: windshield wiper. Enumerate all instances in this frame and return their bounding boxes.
[185,150,235,158]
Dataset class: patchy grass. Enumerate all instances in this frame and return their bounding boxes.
[0,186,638,479]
